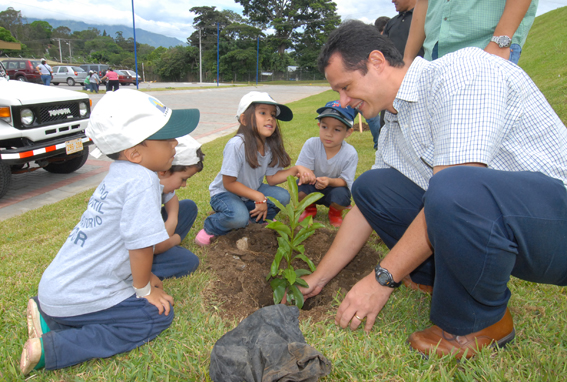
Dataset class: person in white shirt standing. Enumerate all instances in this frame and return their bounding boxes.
[36,59,53,86]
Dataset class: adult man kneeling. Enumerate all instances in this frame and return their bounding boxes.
[299,20,567,359]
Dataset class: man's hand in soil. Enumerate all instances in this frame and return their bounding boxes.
[335,271,394,332]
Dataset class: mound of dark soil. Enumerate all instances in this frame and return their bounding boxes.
[203,223,384,323]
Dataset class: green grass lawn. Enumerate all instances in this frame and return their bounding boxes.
[2,8,567,381]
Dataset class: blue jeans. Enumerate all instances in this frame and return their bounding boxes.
[353,167,567,335]
[432,41,522,64]
[298,183,351,207]
[41,74,51,86]
[35,295,173,370]
[204,184,290,236]
[153,199,200,279]
[509,43,521,64]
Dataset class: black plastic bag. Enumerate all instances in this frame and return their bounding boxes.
[210,305,332,382]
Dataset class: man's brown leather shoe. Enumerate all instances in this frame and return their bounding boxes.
[408,308,515,359]
[402,276,433,295]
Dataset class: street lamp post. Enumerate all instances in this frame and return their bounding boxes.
[199,28,202,83]
[132,0,139,89]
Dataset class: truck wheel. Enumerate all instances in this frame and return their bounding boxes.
[0,162,12,199]
[44,149,89,174]
[16,76,26,82]
[67,78,75,86]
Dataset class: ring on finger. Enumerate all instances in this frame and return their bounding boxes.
[355,314,365,322]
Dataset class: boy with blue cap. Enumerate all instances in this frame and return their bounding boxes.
[296,100,359,227]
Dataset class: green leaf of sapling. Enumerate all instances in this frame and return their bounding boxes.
[289,285,305,309]
[267,196,287,217]
[271,278,287,304]
[283,268,296,285]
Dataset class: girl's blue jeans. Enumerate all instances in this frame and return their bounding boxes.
[353,167,567,335]
[204,184,290,236]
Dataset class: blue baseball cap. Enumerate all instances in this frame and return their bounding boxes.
[315,100,358,128]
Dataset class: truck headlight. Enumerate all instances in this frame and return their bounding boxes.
[21,108,34,126]
[79,102,88,117]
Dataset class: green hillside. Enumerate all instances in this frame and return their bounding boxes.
[520,6,567,124]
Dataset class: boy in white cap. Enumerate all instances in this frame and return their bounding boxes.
[20,89,200,375]
[154,134,204,279]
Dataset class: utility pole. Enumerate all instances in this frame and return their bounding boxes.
[66,41,72,63]
[57,38,62,63]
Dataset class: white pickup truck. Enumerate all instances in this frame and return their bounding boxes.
[0,76,92,199]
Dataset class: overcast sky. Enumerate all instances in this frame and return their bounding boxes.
[3,0,567,43]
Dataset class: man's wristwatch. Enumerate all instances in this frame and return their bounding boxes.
[374,262,401,288]
[491,35,512,48]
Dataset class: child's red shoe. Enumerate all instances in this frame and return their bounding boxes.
[328,206,344,227]
[298,204,317,222]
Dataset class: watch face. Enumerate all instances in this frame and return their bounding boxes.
[377,271,391,286]
[498,36,511,48]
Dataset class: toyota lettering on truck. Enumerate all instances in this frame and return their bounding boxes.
[0,75,92,199]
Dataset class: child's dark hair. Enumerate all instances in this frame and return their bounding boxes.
[236,104,291,169]
[106,152,121,160]
[105,141,148,160]
[168,147,205,173]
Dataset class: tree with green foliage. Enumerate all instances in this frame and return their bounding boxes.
[155,46,198,81]
[0,26,18,42]
[235,0,340,57]
[0,7,24,40]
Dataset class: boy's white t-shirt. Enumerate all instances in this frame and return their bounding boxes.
[295,137,359,190]
[38,161,169,317]
[209,135,282,201]
[162,190,175,204]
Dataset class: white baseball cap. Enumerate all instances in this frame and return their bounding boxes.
[172,134,202,166]
[235,91,293,122]
[86,89,200,155]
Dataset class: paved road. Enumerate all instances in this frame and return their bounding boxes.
[0,84,330,221]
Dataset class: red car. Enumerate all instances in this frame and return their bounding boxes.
[114,70,134,86]
[1,59,42,83]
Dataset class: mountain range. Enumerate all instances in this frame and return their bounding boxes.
[27,18,187,48]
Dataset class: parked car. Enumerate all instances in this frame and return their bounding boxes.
[0,80,92,199]
[79,64,109,78]
[0,58,42,83]
[51,65,88,86]
[123,70,141,82]
[114,70,134,86]
[0,61,8,81]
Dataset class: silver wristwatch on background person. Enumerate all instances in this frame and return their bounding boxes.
[491,35,512,48]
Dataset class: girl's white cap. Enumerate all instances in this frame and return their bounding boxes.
[236,91,293,122]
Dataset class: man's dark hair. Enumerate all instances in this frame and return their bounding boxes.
[374,16,390,33]
[317,20,404,75]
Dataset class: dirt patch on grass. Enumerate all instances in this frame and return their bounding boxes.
[203,223,384,323]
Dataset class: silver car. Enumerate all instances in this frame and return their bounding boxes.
[51,66,88,86]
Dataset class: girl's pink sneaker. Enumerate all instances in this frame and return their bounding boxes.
[195,229,214,246]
